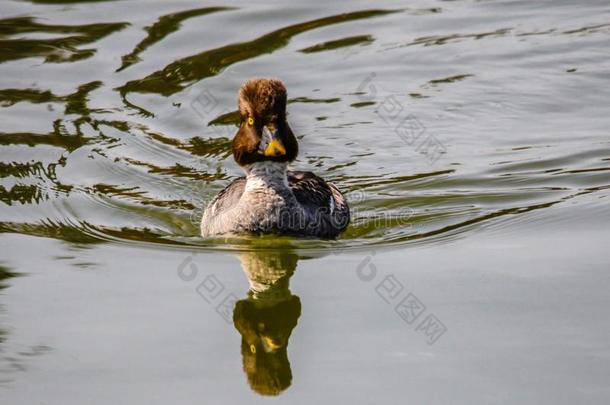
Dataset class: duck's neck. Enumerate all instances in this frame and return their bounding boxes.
[248,278,293,304]
[244,161,289,191]
[238,252,295,305]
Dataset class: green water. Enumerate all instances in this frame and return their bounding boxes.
[1,0,610,403]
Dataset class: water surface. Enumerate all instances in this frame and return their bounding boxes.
[1,0,610,403]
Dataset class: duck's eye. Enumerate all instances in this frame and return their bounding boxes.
[247,116,254,126]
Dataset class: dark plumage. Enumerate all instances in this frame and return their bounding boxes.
[233,79,298,166]
[200,78,350,238]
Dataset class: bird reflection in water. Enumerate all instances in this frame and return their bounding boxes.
[232,251,301,396]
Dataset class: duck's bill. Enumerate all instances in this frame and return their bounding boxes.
[261,126,286,157]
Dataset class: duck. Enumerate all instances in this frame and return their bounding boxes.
[200,78,349,238]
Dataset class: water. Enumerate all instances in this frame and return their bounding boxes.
[1,0,609,402]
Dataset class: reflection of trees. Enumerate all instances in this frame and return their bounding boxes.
[0,264,17,345]
[0,16,128,64]
[119,10,397,97]
[117,7,233,72]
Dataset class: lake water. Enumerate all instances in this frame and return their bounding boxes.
[1,0,610,403]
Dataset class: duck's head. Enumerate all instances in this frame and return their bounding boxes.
[232,78,298,167]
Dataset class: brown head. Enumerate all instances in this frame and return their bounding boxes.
[232,78,298,167]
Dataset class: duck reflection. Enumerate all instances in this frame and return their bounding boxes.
[232,251,301,396]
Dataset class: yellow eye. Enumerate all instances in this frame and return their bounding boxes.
[247,117,254,126]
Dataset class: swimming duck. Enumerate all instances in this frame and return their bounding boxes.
[200,78,349,238]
